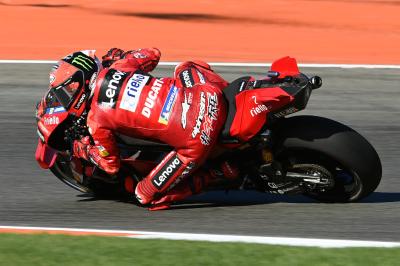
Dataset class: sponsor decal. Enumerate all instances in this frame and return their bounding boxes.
[250,96,268,117]
[89,72,98,91]
[179,70,195,88]
[44,116,60,125]
[158,86,179,125]
[274,106,298,118]
[71,55,95,71]
[200,116,214,146]
[199,92,219,146]
[207,92,218,120]
[181,162,195,177]
[97,146,109,157]
[200,131,211,145]
[196,70,206,84]
[191,92,219,145]
[170,162,196,189]
[152,155,183,189]
[181,92,192,129]
[74,93,87,110]
[250,104,268,117]
[46,106,66,115]
[141,79,164,118]
[192,92,206,138]
[119,73,149,113]
[49,74,55,85]
[98,69,128,108]
[133,52,147,59]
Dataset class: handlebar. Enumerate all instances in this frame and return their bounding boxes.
[265,71,322,90]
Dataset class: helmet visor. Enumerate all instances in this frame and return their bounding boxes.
[52,70,85,109]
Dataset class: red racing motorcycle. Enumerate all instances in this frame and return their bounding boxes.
[35,57,382,203]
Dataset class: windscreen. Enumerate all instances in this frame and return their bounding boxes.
[52,70,84,109]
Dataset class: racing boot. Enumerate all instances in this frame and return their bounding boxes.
[148,161,239,211]
[148,170,213,211]
[134,151,189,205]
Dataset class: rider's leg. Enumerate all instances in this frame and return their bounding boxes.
[135,84,228,205]
[174,61,228,90]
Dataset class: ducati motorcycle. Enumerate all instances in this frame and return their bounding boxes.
[35,57,382,203]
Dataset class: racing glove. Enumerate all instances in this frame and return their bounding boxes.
[73,136,91,161]
[102,48,125,68]
[73,136,119,175]
[122,48,161,72]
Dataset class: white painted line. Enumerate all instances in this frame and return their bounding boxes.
[132,233,400,248]
[0,60,399,69]
[0,60,57,64]
[1,225,400,248]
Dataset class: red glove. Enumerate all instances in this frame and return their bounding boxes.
[73,136,91,161]
[102,48,125,68]
[122,48,161,72]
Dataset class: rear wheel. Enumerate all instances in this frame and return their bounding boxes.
[280,150,367,202]
[274,115,382,202]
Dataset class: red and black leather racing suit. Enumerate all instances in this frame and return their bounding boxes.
[84,48,229,206]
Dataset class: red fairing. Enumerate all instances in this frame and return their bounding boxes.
[37,108,69,143]
[229,87,294,142]
[270,56,300,78]
[35,140,57,169]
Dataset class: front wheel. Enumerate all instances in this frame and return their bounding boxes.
[50,154,123,198]
[50,154,91,193]
[274,115,382,202]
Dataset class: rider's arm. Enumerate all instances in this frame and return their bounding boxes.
[74,112,121,175]
[86,126,120,175]
[110,48,161,73]
[73,130,120,175]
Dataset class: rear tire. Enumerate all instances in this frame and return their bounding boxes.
[274,115,382,202]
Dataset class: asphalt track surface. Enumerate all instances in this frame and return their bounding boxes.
[0,64,399,241]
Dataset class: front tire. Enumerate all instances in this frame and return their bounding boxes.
[50,154,123,198]
[50,154,91,194]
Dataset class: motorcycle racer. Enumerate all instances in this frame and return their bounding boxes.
[38,51,383,207]
[49,48,235,209]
